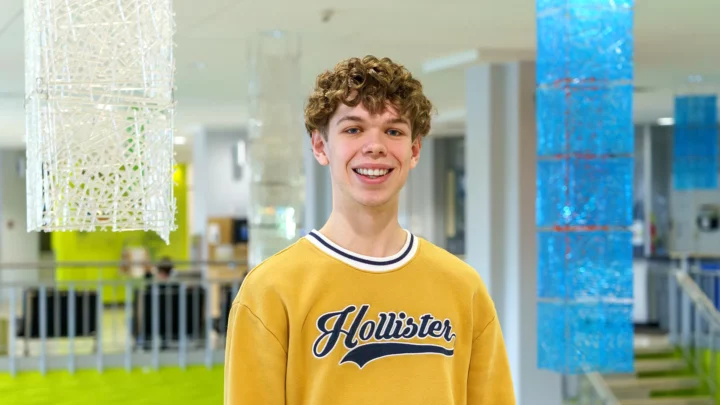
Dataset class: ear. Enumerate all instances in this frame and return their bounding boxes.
[409,137,422,169]
[311,130,329,166]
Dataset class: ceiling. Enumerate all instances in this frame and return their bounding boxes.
[1,0,720,149]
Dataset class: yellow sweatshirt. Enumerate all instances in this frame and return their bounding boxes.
[224,230,515,405]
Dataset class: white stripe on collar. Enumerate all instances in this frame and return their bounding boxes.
[305,229,418,272]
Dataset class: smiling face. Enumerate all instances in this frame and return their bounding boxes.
[312,102,421,209]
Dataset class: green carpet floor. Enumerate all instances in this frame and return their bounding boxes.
[0,367,224,405]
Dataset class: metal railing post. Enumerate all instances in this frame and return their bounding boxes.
[680,257,691,350]
[39,285,47,375]
[152,282,160,370]
[53,288,59,340]
[124,281,133,372]
[205,279,214,368]
[165,282,172,354]
[669,267,679,345]
[8,287,16,377]
[179,282,187,369]
[96,283,104,372]
[710,322,717,396]
[681,269,692,350]
[694,299,702,375]
[68,284,76,374]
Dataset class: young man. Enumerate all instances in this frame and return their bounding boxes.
[224,55,515,404]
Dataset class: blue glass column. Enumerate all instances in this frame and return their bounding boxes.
[536,0,635,374]
[673,95,718,190]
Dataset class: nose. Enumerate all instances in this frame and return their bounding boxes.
[361,131,387,157]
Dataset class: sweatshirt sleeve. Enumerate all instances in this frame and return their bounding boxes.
[224,303,287,405]
[467,316,516,404]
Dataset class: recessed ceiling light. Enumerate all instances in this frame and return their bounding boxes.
[657,117,674,126]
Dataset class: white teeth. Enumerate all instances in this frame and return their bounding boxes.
[356,168,389,177]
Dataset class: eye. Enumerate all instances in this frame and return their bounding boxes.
[387,129,403,137]
[345,127,360,135]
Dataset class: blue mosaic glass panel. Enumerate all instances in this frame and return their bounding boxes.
[537,232,567,298]
[537,0,633,13]
[536,158,633,227]
[674,95,717,126]
[538,231,633,300]
[673,128,718,158]
[538,302,634,374]
[537,84,634,156]
[570,158,633,226]
[673,95,718,190]
[536,159,567,227]
[673,159,717,190]
[537,5,633,85]
[537,302,567,372]
[536,0,635,375]
[536,88,566,156]
[568,302,634,374]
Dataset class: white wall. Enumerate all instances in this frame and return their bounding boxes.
[190,128,251,262]
[204,129,250,218]
[0,149,41,285]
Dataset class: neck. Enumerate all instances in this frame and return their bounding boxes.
[319,196,407,257]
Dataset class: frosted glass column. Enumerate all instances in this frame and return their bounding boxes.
[536,0,635,374]
[247,31,305,269]
[673,95,718,189]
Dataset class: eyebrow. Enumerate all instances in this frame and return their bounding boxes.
[385,117,410,126]
[335,115,365,126]
[335,115,410,127]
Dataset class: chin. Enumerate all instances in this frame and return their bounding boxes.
[352,192,395,208]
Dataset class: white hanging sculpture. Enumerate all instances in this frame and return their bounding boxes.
[24,0,177,243]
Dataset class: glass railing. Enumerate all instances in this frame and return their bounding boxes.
[5,256,720,403]
[568,256,720,404]
[0,260,244,375]
[666,256,720,397]
[575,371,621,405]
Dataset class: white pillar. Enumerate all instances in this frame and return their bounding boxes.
[398,183,410,230]
[191,127,209,263]
[0,149,40,283]
[465,62,562,405]
[642,124,653,257]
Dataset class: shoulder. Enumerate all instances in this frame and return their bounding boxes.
[233,238,316,307]
[416,238,484,288]
[415,238,496,319]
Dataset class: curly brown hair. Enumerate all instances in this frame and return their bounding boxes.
[304,55,433,140]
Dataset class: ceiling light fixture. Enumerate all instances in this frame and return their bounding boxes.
[422,50,479,74]
[421,49,535,74]
[657,117,675,126]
